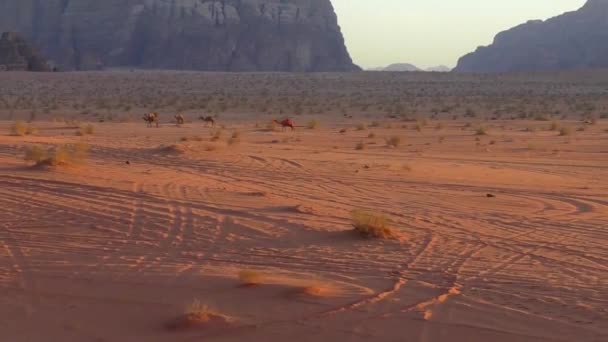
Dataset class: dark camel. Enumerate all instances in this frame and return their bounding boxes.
[274,118,295,131]
[199,116,215,127]
[143,112,159,128]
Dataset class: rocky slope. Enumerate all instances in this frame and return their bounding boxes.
[0,0,358,72]
[0,32,50,71]
[454,0,608,73]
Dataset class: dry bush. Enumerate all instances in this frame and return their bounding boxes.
[24,145,47,163]
[238,269,263,286]
[356,123,367,131]
[307,119,319,129]
[367,132,376,139]
[550,121,560,131]
[475,127,487,136]
[227,131,241,146]
[351,210,396,239]
[339,128,347,134]
[385,136,401,147]
[24,143,89,167]
[76,124,95,136]
[11,121,38,136]
[165,299,231,331]
[355,141,366,150]
[210,130,223,142]
[370,121,381,128]
[559,127,572,136]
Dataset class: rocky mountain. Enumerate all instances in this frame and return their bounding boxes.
[368,64,451,72]
[426,65,451,72]
[0,0,359,72]
[455,0,608,73]
[383,63,421,72]
[0,32,50,71]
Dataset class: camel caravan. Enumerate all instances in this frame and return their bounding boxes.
[142,112,297,132]
[141,113,216,128]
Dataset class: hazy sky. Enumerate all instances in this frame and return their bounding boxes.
[331,0,587,69]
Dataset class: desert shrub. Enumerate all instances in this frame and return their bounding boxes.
[386,136,401,147]
[356,123,367,131]
[24,143,89,167]
[11,121,38,136]
[559,127,572,136]
[475,127,487,136]
[76,124,95,136]
[238,269,263,286]
[24,145,48,163]
[339,128,347,134]
[165,299,230,331]
[355,142,366,150]
[351,210,395,239]
[370,121,381,128]
[550,121,560,131]
[210,130,223,142]
[227,131,241,146]
[307,119,318,129]
[367,132,376,139]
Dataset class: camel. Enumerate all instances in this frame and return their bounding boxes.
[143,112,159,128]
[274,118,295,131]
[199,116,215,127]
[175,114,185,125]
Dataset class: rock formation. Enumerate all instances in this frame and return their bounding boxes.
[0,32,50,71]
[0,0,359,72]
[454,0,608,73]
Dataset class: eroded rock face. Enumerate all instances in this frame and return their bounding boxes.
[454,0,608,73]
[0,32,50,71]
[0,0,359,71]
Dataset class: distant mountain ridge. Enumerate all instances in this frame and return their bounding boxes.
[0,0,359,72]
[368,63,451,72]
[455,0,608,73]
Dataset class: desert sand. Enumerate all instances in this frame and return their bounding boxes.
[0,71,607,341]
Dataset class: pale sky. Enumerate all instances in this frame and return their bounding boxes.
[331,0,587,69]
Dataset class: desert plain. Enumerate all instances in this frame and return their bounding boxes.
[0,71,607,341]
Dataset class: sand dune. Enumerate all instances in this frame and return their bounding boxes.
[0,117,606,342]
[0,70,607,341]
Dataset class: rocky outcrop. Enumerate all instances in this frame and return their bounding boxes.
[0,0,359,72]
[0,32,50,71]
[454,0,608,73]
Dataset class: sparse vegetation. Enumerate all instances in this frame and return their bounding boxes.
[165,299,231,331]
[24,143,89,167]
[238,269,263,286]
[76,124,95,136]
[356,123,367,131]
[351,210,396,239]
[227,131,241,146]
[559,127,572,136]
[475,127,487,136]
[307,119,319,129]
[385,136,401,147]
[355,141,366,150]
[11,121,38,136]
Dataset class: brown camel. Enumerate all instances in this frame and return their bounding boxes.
[143,112,159,128]
[199,116,215,127]
[175,114,185,125]
[274,118,295,131]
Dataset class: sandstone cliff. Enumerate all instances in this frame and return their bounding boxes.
[0,0,359,72]
[454,0,608,73]
[0,32,50,71]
